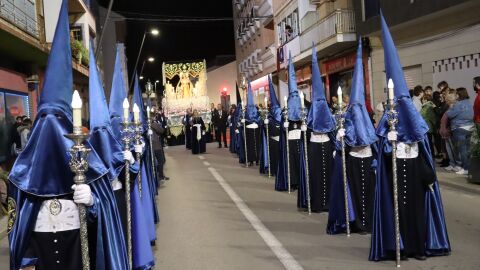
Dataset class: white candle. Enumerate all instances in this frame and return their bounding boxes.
[264,96,268,108]
[337,87,343,107]
[122,98,129,122]
[284,96,288,108]
[71,90,82,129]
[299,91,305,109]
[388,79,394,101]
[133,103,140,123]
[146,106,151,119]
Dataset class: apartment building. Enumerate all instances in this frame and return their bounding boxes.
[354,0,480,110]
[233,0,276,103]
[0,0,98,162]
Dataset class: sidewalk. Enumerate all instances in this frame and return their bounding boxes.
[436,166,480,195]
[0,215,6,240]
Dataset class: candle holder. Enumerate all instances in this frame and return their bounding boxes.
[335,104,351,237]
[64,131,91,270]
[260,106,271,178]
[121,120,133,269]
[283,107,291,193]
[133,120,143,197]
[301,107,311,215]
[387,97,401,268]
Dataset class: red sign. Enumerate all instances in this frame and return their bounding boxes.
[323,52,357,74]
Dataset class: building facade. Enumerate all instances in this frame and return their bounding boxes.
[233,0,276,104]
[0,0,98,163]
[354,0,480,113]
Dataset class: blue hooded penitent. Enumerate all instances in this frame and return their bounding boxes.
[8,1,128,269]
[287,53,302,121]
[268,75,282,124]
[88,41,125,181]
[133,73,159,237]
[344,40,377,147]
[376,14,429,143]
[369,12,450,261]
[307,46,336,133]
[109,46,129,142]
[246,82,260,123]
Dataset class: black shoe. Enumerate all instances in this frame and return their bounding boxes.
[224,145,228,148]
[414,255,426,261]
[218,145,222,148]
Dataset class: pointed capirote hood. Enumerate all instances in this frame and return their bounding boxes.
[9,0,107,196]
[268,75,282,123]
[307,46,336,132]
[133,74,148,130]
[376,12,429,143]
[344,39,378,146]
[287,53,303,121]
[109,46,129,141]
[245,82,260,123]
[88,41,124,181]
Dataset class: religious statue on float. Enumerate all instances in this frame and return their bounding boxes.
[177,72,194,99]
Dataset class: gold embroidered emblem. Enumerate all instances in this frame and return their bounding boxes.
[7,197,16,234]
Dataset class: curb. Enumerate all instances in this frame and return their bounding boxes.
[438,178,480,195]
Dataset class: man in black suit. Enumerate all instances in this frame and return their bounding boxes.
[214,103,228,148]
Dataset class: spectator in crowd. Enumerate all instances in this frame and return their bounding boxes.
[440,89,459,172]
[17,118,32,151]
[409,89,414,97]
[447,87,474,176]
[473,76,480,135]
[437,81,449,92]
[432,90,447,161]
[420,93,436,156]
[9,116,23,156]
[412,85,424,112]
[424,85,433,96]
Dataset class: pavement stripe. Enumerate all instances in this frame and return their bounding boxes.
[208,167,304,270]
[203,161,211,166]
[198,155,205,160]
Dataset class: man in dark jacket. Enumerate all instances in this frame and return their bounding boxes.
[214,104,228,148]
[151,117,169,181]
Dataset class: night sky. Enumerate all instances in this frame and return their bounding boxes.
[98,0,235,87]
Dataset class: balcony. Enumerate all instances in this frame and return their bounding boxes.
[299,9,356,58]
[257,0,273,25]
[0,0,39,38]
[261,44,276,73]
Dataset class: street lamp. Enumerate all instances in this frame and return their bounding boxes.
[130,28,160,90]
[147,57,155,62]
[139,76,144,80]
[139,56,156,80]
[154,80,160,92]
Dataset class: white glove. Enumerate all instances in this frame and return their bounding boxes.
[202,131,205,135]
[283,121,289,128]
[147,129,153,135]
[301,124,307,132]
[228,115,231,120]
[241,119,245,123]
[235,129,240,134]
[428,183,434,192]
[134,144,143,153]
[264,119,269,125]
[72,184,94,206]
[333,150,336,157]
[387,131,398,142]
[123,150,135,164]
[336,128,345,141]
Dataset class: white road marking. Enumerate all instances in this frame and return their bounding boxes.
[203,161,211,166]
[198,155,205,160]
[208,167,304,270]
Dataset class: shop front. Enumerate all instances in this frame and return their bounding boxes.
[321,50,371,104]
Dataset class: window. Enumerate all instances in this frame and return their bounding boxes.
[277,9,300,46]
[71,26,83,42]
[0,90,30,162]
[362,0,380,21]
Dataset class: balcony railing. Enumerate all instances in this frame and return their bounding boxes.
[0,0,39,38]
[301,9,356,42]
